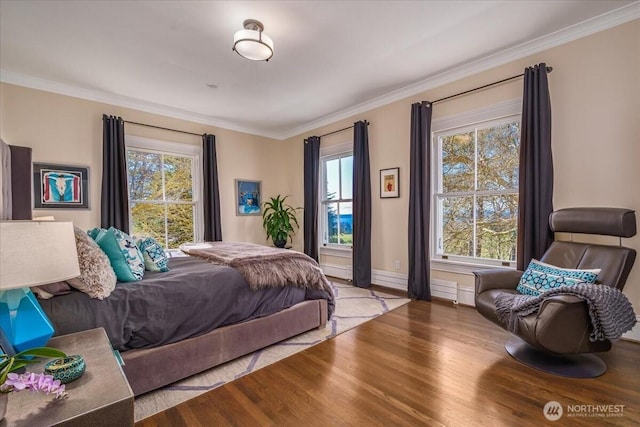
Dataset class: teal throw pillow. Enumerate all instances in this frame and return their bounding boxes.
[137,237,170,272]
[516,259,600,296]
[94,227,145,282]
[87,227,106,240]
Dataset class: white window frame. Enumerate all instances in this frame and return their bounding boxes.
[431,99,521,274]
[125,135,203,249]
[318,141,353,255]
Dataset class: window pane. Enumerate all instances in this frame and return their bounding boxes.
[441,132,474,193]
[167,204,194,248]
[441,196,474,257]
[477,122,520,191]
[164,155,193,201]
[325,158,340,200]
[127,151,162,200]
[475,194,518,261]
[130,202,166,246]
[338,202,352,245]
[326,202,339,243]
[340,156,353,199]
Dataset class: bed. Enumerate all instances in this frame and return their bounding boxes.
[2,142,334,396]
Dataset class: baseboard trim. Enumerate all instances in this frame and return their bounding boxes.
[457,286,475,307]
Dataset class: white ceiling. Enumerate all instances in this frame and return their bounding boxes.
[1,1,638,139]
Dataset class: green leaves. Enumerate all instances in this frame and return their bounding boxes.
[262,195,301,245]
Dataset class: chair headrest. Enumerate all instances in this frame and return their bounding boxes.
[549,208,636,238]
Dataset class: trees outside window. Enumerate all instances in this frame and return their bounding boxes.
[434,117,520,264]
[126,138,201,249]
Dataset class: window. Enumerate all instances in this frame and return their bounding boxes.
[320,150,353,247]
[126,136,202,249]
[433,115,520,266]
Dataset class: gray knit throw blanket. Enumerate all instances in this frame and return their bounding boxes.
[495,283,637,342]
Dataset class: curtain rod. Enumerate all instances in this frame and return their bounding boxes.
[124,120,203,137]
[427,66,553,105]
[305,121,370,142]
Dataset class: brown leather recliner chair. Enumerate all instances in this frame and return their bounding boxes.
[474,207,636,377]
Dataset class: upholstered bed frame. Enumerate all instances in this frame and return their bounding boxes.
[4,143,328,396]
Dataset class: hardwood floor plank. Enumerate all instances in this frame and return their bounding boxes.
[137,299,640,426]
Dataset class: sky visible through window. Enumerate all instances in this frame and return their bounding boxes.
[324,155,353,245]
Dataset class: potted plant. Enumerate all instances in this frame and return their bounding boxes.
[261,195,301,248]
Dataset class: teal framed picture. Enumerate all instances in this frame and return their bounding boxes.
[235,179,261,216]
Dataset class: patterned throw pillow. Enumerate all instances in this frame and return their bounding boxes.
[94,227,145,282]
[516,259,600,296]
[67,227,117,299]
[137,237,170,272]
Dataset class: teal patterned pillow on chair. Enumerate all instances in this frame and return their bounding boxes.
[516,259,600,296]
[137,237,170,272]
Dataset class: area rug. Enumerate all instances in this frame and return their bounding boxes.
[134,282,410,421]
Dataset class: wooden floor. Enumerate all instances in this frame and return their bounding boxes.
[137,297,640,426]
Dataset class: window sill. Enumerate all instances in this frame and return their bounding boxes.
[430,258,515,276]
[319,246,353,258]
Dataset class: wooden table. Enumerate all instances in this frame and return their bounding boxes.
[3,328,134,427]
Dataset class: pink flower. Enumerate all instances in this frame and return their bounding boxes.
[2,372,66,399]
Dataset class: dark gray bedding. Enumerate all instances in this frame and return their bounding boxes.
[40,256,333,351]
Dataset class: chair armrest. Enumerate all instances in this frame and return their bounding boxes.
[534,294,609,353]
[474,269,523,294]
[540,294,585,306]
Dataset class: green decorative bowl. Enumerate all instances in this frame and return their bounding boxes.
[44,355,86,384]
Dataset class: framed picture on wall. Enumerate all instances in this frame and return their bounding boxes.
[235,179,262,216]
[33,163,89,209]
[380,167,399,198]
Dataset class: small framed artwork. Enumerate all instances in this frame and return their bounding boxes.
[235,179,262,216]
[380,167,400,198]
[33,163,89,209]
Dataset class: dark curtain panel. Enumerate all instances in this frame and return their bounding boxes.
[8,145,32,220]
[408,102,432,301]
[203,134,222,241]
[303,136,321,261]
[101,115,129,233]
[352,121,371,288]
[517,63,554,271]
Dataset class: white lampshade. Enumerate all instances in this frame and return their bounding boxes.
[233,19,274,62]
[0,221,80,290]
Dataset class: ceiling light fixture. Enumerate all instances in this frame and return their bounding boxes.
[232,19,274,62]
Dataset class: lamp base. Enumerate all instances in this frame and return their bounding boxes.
[0,289,54,352]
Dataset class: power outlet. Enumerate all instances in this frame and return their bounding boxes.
[394,260,401,270]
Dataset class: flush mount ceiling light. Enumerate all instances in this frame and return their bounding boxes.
[233,19,274,62]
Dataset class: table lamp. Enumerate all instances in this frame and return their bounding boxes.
[0,221,80,352]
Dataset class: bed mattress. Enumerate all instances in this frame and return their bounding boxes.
[40,256,332,351]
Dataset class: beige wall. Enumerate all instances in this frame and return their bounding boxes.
[283,19,640,309]
[0,83,292,245]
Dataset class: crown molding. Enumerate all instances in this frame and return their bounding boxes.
[1,3,638,141]
[281,2,640,140]
[0,69,281,140]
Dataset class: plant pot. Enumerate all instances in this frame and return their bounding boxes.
[274,239,287,248]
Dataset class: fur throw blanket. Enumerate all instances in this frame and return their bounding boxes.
[180,241,333,296]
[495,283,637,342]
